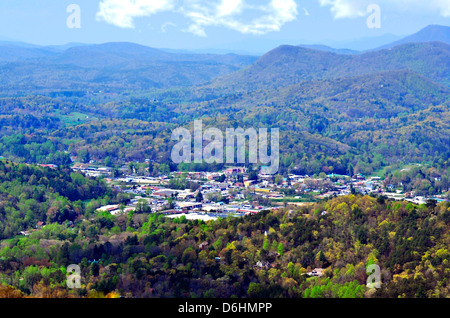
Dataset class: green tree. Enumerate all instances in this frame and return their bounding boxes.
[248,170,258,181]
[247,282,263,298]
[277,242,284,256]
[77,149,90,164]
[195,191,203,203]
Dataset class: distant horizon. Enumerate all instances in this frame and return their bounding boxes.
[1,31,405,53]
[0,25,440,56]
[1,1,449,54]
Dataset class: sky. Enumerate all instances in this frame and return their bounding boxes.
[0,0,449,54]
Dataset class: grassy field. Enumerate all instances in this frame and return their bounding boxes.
[372,163,423,178]
[60,112,98,126]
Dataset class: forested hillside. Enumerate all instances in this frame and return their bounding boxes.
[208,42,450,92]
[1,64,448,182]
[0,167,448,298]
[0,161,127,239]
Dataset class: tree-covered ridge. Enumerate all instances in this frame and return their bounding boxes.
[0,174,448,298]
[0,42,259,96]
[0,87,448,182]
[209,42,450,92]
[0,161,126,239]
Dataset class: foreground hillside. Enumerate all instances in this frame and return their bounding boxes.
[0,162,448,298]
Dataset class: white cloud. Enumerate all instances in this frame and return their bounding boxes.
[181,0,298,35]
[319,0,450,19]
[96,0,175,28]
[318,0,368,19]
[216,0,244,17]
[96,0,298,36]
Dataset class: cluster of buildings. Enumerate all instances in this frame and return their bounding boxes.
[92,168,382,219]
[72,163,113,178]
[80,163,447,219]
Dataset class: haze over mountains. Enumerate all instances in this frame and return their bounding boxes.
[0,24,447,97]
[0,42,259,94]
[378,25,450,49]
[297,25,450,53]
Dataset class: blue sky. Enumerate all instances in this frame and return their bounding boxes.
[0,0,449,53]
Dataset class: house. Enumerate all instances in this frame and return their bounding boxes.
[307,268,325,277]
[199,242,209,250]
[225,167,246,175]
[40,164,58,169]
[72,163,89,171]
[152,189,178,198]
[255,261,271,269]
[176,190,195,200]
[176,202,203,211]
[98,167,112,173]
[96,205,120,214]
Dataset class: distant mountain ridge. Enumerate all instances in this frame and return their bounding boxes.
[296,24,450,54]
[297,44,358,55]
[0,24,448,96]
[209,41,450,92]
[0,42,259,93]
[0,41,259,67]
[378,24,450,49]
[0,45,57,62]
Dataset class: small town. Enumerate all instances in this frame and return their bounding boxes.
[70,162,448,221]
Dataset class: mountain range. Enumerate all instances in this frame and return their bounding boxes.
[0,24,448,96]
[0,42,259,95]
[207,41,450,94]
[0,25,448,177]
[378,25,450,49]
[300,25,450,53]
